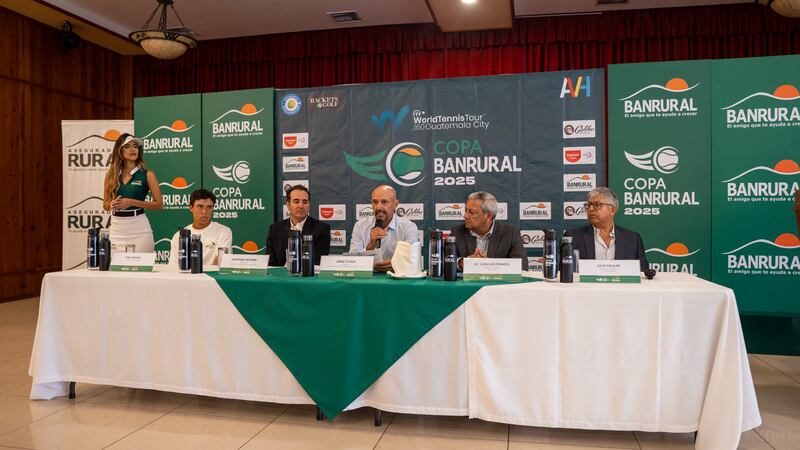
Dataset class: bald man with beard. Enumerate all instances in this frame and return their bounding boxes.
[349,185,420,272]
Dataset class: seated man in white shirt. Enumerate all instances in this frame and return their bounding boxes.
[349,185,419,272]
[168,189,233,267]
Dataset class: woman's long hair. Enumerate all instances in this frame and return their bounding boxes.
[103,133,146,202]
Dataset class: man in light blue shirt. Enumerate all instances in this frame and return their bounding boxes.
[350,185,419,272]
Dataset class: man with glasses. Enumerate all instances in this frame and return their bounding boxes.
[565,187,649,272]
[450,191,528,271]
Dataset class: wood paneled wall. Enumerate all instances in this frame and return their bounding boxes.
[0,6,132,301]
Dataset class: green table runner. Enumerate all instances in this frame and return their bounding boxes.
[209,269,536,418]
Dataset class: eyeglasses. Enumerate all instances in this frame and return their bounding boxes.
[586,202,614,210]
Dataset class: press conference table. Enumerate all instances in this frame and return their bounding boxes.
[29,269,760,450]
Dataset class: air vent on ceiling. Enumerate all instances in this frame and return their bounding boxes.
[327,11,362,23]
[597,0,628,4]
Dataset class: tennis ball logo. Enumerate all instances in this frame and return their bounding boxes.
[653,147,679,174]
[386,142,425,187]
[624,146,679,174]
[212,160,251,184]
[232,161,251,183]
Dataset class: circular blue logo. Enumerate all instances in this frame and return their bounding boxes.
[281,94,302,116]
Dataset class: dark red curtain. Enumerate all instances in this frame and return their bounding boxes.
[134,4,800,96]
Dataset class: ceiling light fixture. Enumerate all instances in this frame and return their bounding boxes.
[129,0,197,60]
[462,0,478,4]
[757,0,800,18]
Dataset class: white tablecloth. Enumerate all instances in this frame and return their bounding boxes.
[29,270,468,415]
[29,270,759,449]
[465,274,761,450]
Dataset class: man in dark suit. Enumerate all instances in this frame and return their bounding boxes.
[450,191,528,271]
[565,187,649,272]
[266,184,330,266]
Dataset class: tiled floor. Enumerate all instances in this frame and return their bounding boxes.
[1,297,798,449]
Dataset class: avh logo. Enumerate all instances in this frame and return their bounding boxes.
[624,146,680,174]
[213,161,251,184]
[344,142,425,187]
[371,106,409,130]
[560,76,590,98]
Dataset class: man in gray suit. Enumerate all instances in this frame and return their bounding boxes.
[565,187,649,272]
[450,191,528,271]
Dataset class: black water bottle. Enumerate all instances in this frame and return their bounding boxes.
[301,235,315,277]
[428,230,444,280]
[98,229,111,271]
[87,228,100,270]
[560,236,574,283]
[287,230,302,276]
[178,228,191,273]
[190,234,203,274]
[543,229,558,281]
[443,236,458,281]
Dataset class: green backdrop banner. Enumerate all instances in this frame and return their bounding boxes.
[202,88,275,254]
[711,55,800,315]
[608,60,712,279]
[134,94,203,263]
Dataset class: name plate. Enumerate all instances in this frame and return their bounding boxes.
[580,260,641,283]
[219,254,269,275]
[343,250,382,264]
[463,258,522,281]
[109,253,156,272]
[319,255,373,279]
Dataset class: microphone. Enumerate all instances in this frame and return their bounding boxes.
[644,268,657,280]
[374,219,383,249]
